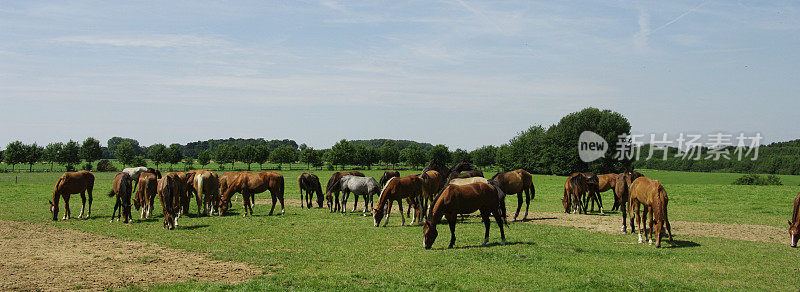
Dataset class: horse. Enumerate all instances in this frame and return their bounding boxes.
[157,173,182,230]
[379,170,400,187]
[616,169,643,233]
[191,170,220,216]
[49,171,95,221]
[133,172,158,219]
[491,169,535,221]
[298,173,324,208]
[423,182,506,249]
[597,173,619,211]
[108,172,133,223]
[579,173,603,214]
[563,173,588,214]
[219,171,246,206]
[325,171,365,212]
[420,161,477,184]
[372,175,423,227]
[788,191,800,247]
[419,170,446,220]
[628,177,673,247]
[220,171,285,216]
[339,175,381,216]
[169,172,191,217]
[449,177,507,223]
[122,167,161,192]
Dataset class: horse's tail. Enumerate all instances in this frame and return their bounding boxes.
[568,175,583,210]
[654,183,668,223]
[107,189,115,197]
[489,180,508,226]
[529,180,536,201]
[196,174,205,202]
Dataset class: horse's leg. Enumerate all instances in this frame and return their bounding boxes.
[352,192,359,213]
[77,192,86,218]
[446,213,457,248]
[493,208,506,245]
[398,200,405,226]
[269,191,278,216]
[242,192,249,217]
[195,190,203,216]
[383,200,392,227]
[299,188,305,209]
[621,200,628,233]
[110,197,118,223]
[480,210,491,245]
[647,206,655,245]
[86,188,93,218]
[514,193,523,221]
[523,188,531,221]
[635,203,643,243]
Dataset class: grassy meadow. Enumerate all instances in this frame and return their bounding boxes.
[0,168,798,290]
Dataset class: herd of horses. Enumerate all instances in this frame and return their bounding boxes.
[45,163,800,249]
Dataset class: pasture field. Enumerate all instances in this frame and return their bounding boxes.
[0,169,799,290]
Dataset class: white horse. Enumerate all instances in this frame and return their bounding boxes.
[339,175,381,216]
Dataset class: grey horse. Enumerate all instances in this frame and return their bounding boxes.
[339,175,381,216]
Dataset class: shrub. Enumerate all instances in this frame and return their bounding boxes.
[96,159,117,172]
[81,162,93,171]
[732,174,783,186]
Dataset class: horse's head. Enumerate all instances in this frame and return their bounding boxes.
[422,221,438,249]
[561,195,570,213]
[450,161,476,173]
[372,206,386,227]
[421,161,445,177]
[49,200,58,221]
[789,221,800,248]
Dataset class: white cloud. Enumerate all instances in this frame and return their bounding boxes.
[52,34,230,48]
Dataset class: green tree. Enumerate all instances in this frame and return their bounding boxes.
[470,145,497,169]
[354,146,380,169]
[23,143,43,172]
[543,108,631,175]
[60,140,81,170]
[131,156,147,167]
[225,145,240,170]
[270,146,297,170]
[148,144,167,170]
[379,140,400,168]
[213,145,230,170]
[496,126,547,173]
[400,144,426,169]
[299,147,321,170]
[255,145,270,170]
[115,141,136,167]
[239,145,258,171]
[451,148,470,164]
[183,156,194,170]
[197,150,211,169]
[107,137,143,157]
[426,144,451,166]
[328,139,355,169]
[3,141,25,172]
[79,137,102,164]
[43,142,63,172]
[166,144,183,171]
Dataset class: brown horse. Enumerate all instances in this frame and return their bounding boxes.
[452,170,485,179]
[580,173,603,214]
[616,169,643,233]
[419,170,446,220]
[108,172,133,223]
[133,172,158,219]
[298,173,324,208]
[597,173,618,210]
[372,175,423,227]
[157,173,182,230]
[49,171,95,221]
[423,182,506,249]
[628,177,673,248]
[563,173,588,214]
[220,171,285,216]
[325,171,365,212]
[491,169,535,221]
[191,170,220,216]
[788,191,800,247]
[379,170,400,187]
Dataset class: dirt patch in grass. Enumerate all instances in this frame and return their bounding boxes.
[523,212,786,244]
[0,219,262,291]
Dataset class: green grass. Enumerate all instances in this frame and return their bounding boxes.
[1,170,799,290]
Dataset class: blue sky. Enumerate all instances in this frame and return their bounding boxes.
[1,1,798,150]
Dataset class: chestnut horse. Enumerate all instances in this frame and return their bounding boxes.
[220,171,285,216]
[628,177,673,248]
[191,170,220,216]
[325,171,365,212]
[419,170,446,220]
[379,170,400,187]
[597,173,619,211]
[219,171,246,206]
[108,172,133,223]
[157,173,182,230]
[788,191,800,247]
[491,169,535,221]
[449,177,507,223]
[616,169,643,233]
[581,173,603,214]
[49,171,95,221]
[133,172,158,219]
[372,175,423,227]
[563,173,588,214]
[298,173,324,208]
[423,182,506,249]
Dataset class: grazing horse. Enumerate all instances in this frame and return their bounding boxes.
[449,177,507,223]
[122,167,161,192]
[298,173,324,208]
[157,173,182,230]
[628,177,673,247]
[133,173,158,219]
[491,169,535,221]
[379,170,400,187]
[597,173,619,211]
[616,169,643,233]
[325,171,365,212]
[373,175,423,227]
[108,172,133,223]
[339,175,382,216]
[423,182,506,249]
[219,171,246,205]
[49,171,95,221]
[419,170,446,220]
[563,173,588,214]
[788,191,800,247]
[192,170,220,216]
[220,171,285,216]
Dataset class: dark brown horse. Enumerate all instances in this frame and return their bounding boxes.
[133,172,158,219]
[108,172,133,223]
[423,182,506,249]
[597,173,619,210]
[491,169,535,221]
[157,173,182,230]
[788,191,800,247]
[298,173,323,208]
[616,169,643,233]
[49,171,95,221]
[372,175,423,227]
[220,171,285,216]
[379,170,400,187]
[628,177,673,248]
[580,173,602,214]
[325,171,365,212]
[563,173,588,214]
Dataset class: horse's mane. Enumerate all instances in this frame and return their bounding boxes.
[792,192,800,224]
[325,172,341,193]
[491,172,502,181]
[450,161,476,173]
